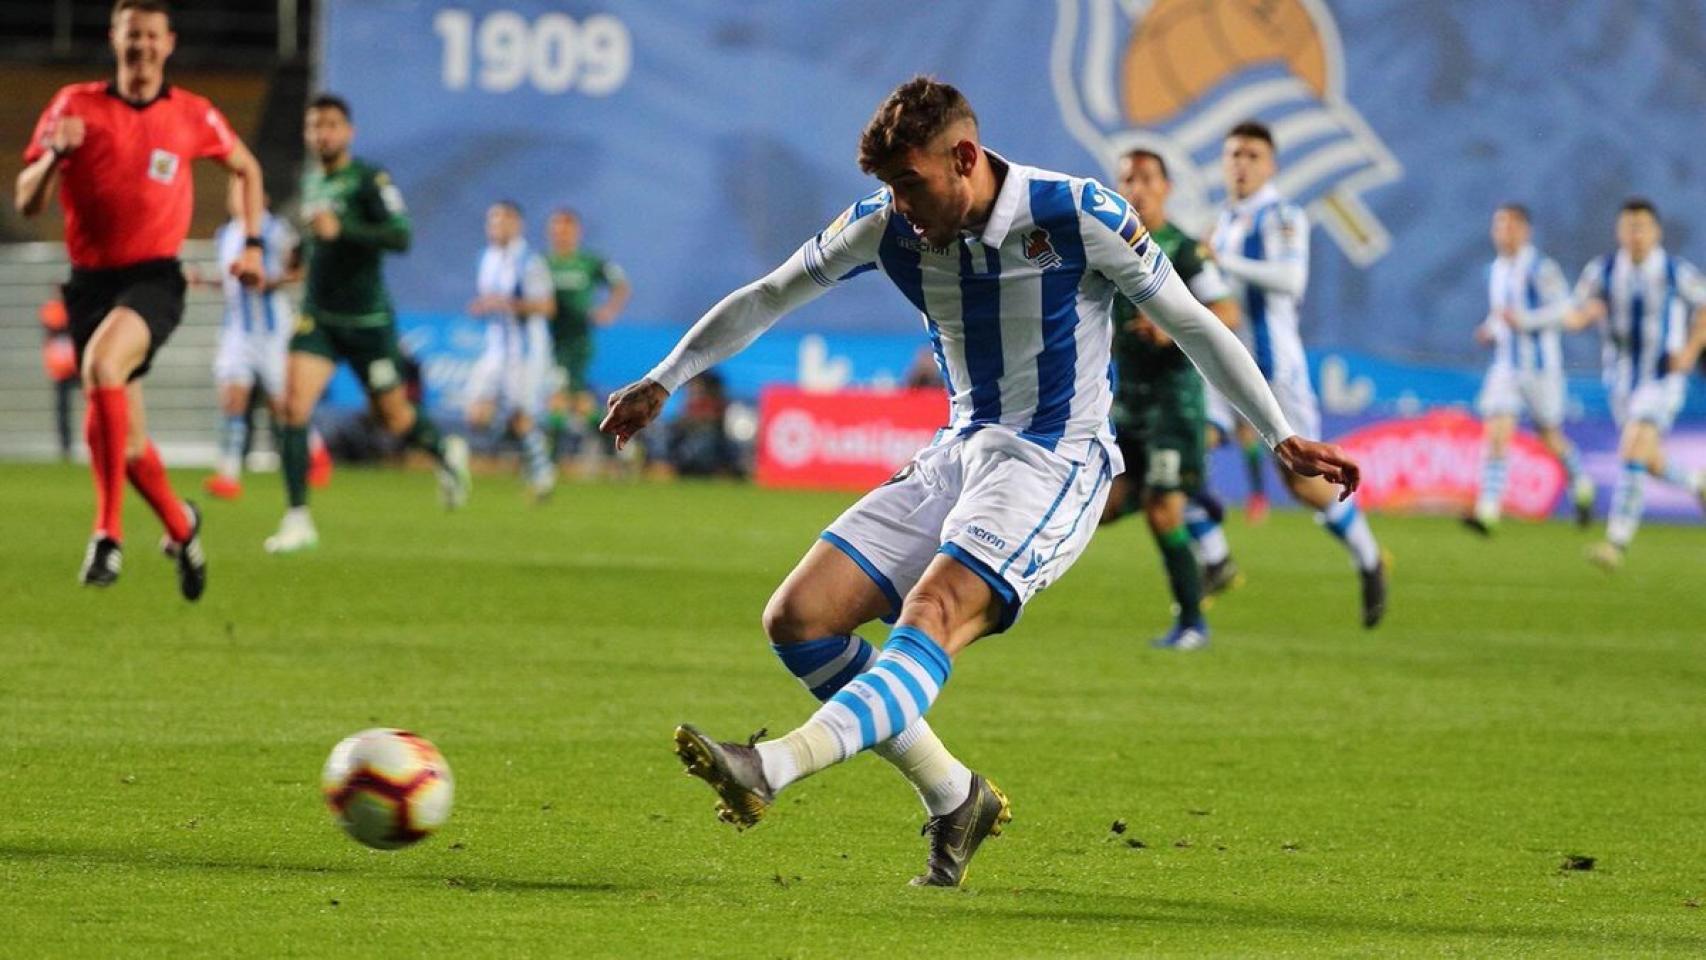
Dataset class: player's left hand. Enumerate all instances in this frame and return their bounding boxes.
[1498,308,1522,331]
[309,209,342,241]
[230,247,264,288]
[599,378,669,450]
[1275,436,1360,500]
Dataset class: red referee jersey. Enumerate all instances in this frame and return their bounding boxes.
[25,81,237,270]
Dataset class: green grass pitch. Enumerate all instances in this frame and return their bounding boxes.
[2,461,1703,957]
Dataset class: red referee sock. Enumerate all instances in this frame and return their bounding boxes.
[126,442,191,544]
[87,386,130,541]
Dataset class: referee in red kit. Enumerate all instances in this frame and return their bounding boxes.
[13,0,267,599]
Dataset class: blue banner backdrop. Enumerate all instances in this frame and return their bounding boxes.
[316,0,1706,518]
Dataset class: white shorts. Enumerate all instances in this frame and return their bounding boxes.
[1611,375,1687,432]
[212,320,292,398]
[465,318,551,419]
[1205,364,1319,441]
[1476,366,1565,427]
[821,426,1114,633]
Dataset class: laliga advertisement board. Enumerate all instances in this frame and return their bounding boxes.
[756,387,945,491]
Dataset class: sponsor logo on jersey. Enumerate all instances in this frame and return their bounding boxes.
[968,525,1008,550]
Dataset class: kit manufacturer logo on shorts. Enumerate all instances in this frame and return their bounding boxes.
[147,148,180,184]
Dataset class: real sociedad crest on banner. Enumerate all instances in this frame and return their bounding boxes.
[1051,0,1402,265]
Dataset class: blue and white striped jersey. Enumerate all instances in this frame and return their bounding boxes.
[799,159,1174,464]
[1211,183,1309,382]
[477,237,554,354]
[1574,247,1706,393]
[647,152,1294,461]
[214,214,295,335]
[1484,245,1570,377]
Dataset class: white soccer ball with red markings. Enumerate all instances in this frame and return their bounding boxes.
[321,728,454,850]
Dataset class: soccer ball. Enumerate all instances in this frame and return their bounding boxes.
[321,728,454,850]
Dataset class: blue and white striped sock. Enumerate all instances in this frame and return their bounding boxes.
[1559,444,1585,487]
[519,427,553,484]
[771,635,971,813]
[1320,497,1381,571]
[1654,460,1699,492]
[1606,461,1646,548]
[759,626,953,793]
[1183,502,1230,565]
[216,413,247,479]
[1475,455,1508,521]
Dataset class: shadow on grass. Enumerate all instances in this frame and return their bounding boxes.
[912,887,1706,952]
[0,842,657,897]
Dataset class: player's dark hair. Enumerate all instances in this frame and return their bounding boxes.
[858,76,978,175]
[1620,197,1660,222]
[1496,203,1530,224]
[493,199,523,217]
[1227,120,1275,150]
[112,0,171,22]
[550,208,581,222]
[1123,148,1169,181]
[307,93,352,121]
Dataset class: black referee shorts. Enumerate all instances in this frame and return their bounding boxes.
[62,257,187,381]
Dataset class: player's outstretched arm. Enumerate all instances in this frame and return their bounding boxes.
[1145,274,1359,496]
[597,243,839,447]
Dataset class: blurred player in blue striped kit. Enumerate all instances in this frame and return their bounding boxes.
[1192,121,1387,627]
[196,182,330,500]
[1568,199,1706,569]
[1462,204,1595,534]
[601,78,1360,886]
[464,200,556,501]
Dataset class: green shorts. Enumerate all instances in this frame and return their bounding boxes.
[553,339,593,394]
[290,314,407,393]
[1114,373,1207,498]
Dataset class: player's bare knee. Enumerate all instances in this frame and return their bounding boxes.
[761,588,822,646]
[1144,496,1183,536]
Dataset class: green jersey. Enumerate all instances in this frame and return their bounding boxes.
[300,156,411,327]
[547,251,624,347]
[1112,221,1222,422]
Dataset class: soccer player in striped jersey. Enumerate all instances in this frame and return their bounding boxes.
[601,78,1359,886]
[464,200,557,501]
[1200,120,1388,628]
[1567,199,1706,569]
[196,182,331,500]
[1462,204,1594,534]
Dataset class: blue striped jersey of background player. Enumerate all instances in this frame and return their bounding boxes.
[1573,245,1706,421]
[1209,181,1317,435]
[1482,244,1570,377]
[214,213,296,335]
[791,156,1179,469]
[469,235,555,411]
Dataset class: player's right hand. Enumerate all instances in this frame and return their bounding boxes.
[48,116,84,156]
[599,378,668,450]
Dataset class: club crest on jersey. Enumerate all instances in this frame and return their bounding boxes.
[147,149,180,184]
[1023,228,1064,270]
[1052,0,1403,266]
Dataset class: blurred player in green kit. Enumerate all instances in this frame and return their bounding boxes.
[1100,148,1240,650]
[265,93,470,554]
[544,208,629,458]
